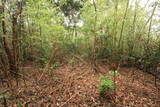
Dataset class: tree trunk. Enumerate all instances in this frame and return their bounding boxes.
[1,0,14,72]
[0,55,5,71]
[1,0,20,74]
[12,13,19,72]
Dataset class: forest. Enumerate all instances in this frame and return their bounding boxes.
[0,0,160,106]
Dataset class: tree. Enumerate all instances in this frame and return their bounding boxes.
[0,0,25,75]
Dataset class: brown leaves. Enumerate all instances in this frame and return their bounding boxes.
[0,63,159,106]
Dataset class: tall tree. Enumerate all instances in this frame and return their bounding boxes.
[0,0,24,74]
[1,0,14,76]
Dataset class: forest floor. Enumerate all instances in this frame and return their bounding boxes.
[0,61,160,107]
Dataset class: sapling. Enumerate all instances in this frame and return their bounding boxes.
[97,71,119,99]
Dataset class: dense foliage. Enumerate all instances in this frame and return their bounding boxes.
[0,0,160,106]
[0,0,160,72]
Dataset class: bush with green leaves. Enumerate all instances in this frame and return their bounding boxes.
[97,71,119,97]
[97,76,115,97]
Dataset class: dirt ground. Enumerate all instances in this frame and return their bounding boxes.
[0,62,160,107]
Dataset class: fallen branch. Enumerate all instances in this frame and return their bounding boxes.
[73,55,88,64]
[38,47,59,82]
[60,92,78,107]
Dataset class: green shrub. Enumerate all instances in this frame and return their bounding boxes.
[97,76,115,97]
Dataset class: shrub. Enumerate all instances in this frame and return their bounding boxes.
[97,76,115,98]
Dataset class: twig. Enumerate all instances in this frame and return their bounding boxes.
[73,55,87,64]
[60,92,78,107]
[38,47,59,82]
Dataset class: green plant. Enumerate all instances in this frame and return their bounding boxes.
[52,62,61,69]
[97,76,115,97]
[109,70,119,76]
[67,59,75,64]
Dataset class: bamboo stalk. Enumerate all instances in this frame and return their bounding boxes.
[118,0,130,50]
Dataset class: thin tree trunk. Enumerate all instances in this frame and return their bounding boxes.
[12,13,19,72]
[118,0,129,49]
[92,0,99,72]
[147,3,157,44]
[0,55,5,71]
[142,4,157,31]
[1,0,14,72]
[113,0,119,53]
[11,0,24,72]
[17,0,24,65]
[129,0,138,57]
